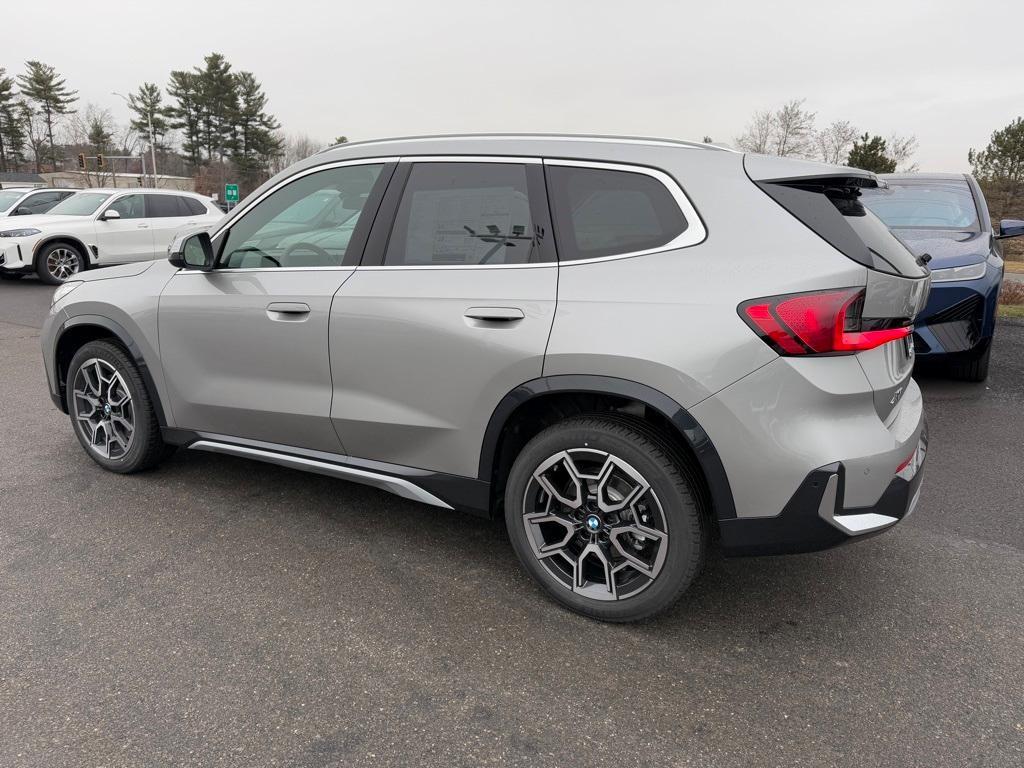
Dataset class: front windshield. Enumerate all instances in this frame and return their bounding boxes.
[48,192,111,216]
[860,179,980,231]
[0,190,25,211]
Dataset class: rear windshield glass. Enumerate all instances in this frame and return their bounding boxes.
[49,193,111,216]
[860,179,979,231]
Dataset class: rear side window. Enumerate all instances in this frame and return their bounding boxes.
[384,162,538,266]
[546,165,687,261]
[146,195,184,218]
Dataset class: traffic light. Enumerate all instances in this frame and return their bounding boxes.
[96,154,105,169]
[77,153,85,170]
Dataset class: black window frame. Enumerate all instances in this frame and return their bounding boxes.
[360,158,557,267]
[212,161,397,270]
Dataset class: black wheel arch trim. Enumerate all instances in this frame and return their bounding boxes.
[479,374,737,520]
[34,235,93,267]
[54,314,168,425]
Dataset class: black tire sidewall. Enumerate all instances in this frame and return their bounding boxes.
[504,418,705,622]
[36,242,84,285]
[67,341,157,473]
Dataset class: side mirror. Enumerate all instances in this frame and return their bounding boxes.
[99,208,121,221]
[168,231,215,271]
[13,206,31,216]
[997,219,1024,239]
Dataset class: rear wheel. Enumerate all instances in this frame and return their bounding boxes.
[36,242,84,285]
[67,340,171,473]
[504,415,707,622]
[946,344,991,382]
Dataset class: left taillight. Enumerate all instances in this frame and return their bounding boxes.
[738,287,911,356]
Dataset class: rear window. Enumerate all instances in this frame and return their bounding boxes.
[546,165,687,261]
[859,179,979,231]
[756,177,928,278]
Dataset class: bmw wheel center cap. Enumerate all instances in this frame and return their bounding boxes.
[585,514,601,533]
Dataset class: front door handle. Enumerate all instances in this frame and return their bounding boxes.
[464,306,525,322]
[137,223,150,229]
[266,302,311,321]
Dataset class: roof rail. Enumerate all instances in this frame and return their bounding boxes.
[317,133,734,155]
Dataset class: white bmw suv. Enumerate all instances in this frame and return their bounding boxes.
[0,188,223,284]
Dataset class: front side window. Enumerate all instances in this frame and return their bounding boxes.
[860,179,980,231]
[220,163,383,269]
[48,192,112,216]
[546,165,688,261]
[384,162,537,266]
[105,194,145,219]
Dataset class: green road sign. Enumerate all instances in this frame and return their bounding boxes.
[225,184,239,203]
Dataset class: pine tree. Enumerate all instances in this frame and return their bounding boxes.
[846,133,897,174]
[0,68,20,172]
[195,53,237,163]
[969,117,1024,220]
[167,70,203,168]
[231,71,282,185]
[17,61,77,170]
[127,82,171,151]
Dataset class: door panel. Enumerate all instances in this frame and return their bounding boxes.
[94,194,155,263]
[330,266,556,477]
[159,269,352,452]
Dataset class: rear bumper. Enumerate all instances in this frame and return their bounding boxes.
[719,425,927,556]
[913,266,1000,358]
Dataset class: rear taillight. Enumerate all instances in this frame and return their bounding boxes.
[738,288,911,356]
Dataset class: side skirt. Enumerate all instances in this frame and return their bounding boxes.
[162,428,491,516]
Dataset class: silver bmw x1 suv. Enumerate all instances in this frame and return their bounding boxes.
[42,135,930,622]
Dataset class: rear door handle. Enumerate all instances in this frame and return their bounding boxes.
[137,223,150,229]
[266,302,311,321]
[464,306,525,322]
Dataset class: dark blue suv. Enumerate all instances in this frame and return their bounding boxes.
[861,173,1024,381]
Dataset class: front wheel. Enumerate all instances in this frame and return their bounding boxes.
[36,241,84,285]
[67,340,171,473]
[504,415,707,622]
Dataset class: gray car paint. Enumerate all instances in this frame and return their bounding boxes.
[42,134,928,528]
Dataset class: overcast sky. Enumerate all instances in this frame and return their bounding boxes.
[10,0,1023,171]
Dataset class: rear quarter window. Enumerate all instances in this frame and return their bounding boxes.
[545,165,688,261]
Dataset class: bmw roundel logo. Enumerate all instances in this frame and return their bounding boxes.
[585,515,601,532]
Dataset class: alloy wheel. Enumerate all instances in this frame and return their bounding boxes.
[47,248,81,282]
[522,448,669,601]
[71,358,135,460]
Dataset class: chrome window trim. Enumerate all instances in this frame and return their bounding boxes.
[206,154,707,273]
[543,159,707,266]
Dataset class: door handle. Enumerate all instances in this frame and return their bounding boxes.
[137,223,150,229]
[266,302,311,321]
[464,306,525,323]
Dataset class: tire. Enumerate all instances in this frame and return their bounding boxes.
[36,241,85,285]
[947,344,991,382]
[504,414,707,622]
[0,272,24,280]
[66,340,172,473]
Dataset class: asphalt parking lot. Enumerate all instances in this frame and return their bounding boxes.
[1,278,1022,768]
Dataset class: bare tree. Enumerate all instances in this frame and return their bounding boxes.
[815,119,859,165]
[735,109,773,154]
[772,99,816,157]
[20,101,48,174]
[736,99,816,158]
[887,134,919,172]
[270,132,324,174]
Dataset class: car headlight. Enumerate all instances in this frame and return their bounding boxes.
[51,280,83,305]
[0,228,41,238]
[929,262,987,282]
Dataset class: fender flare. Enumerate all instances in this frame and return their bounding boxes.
[479,374,736,520]
[54,314,169,426]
